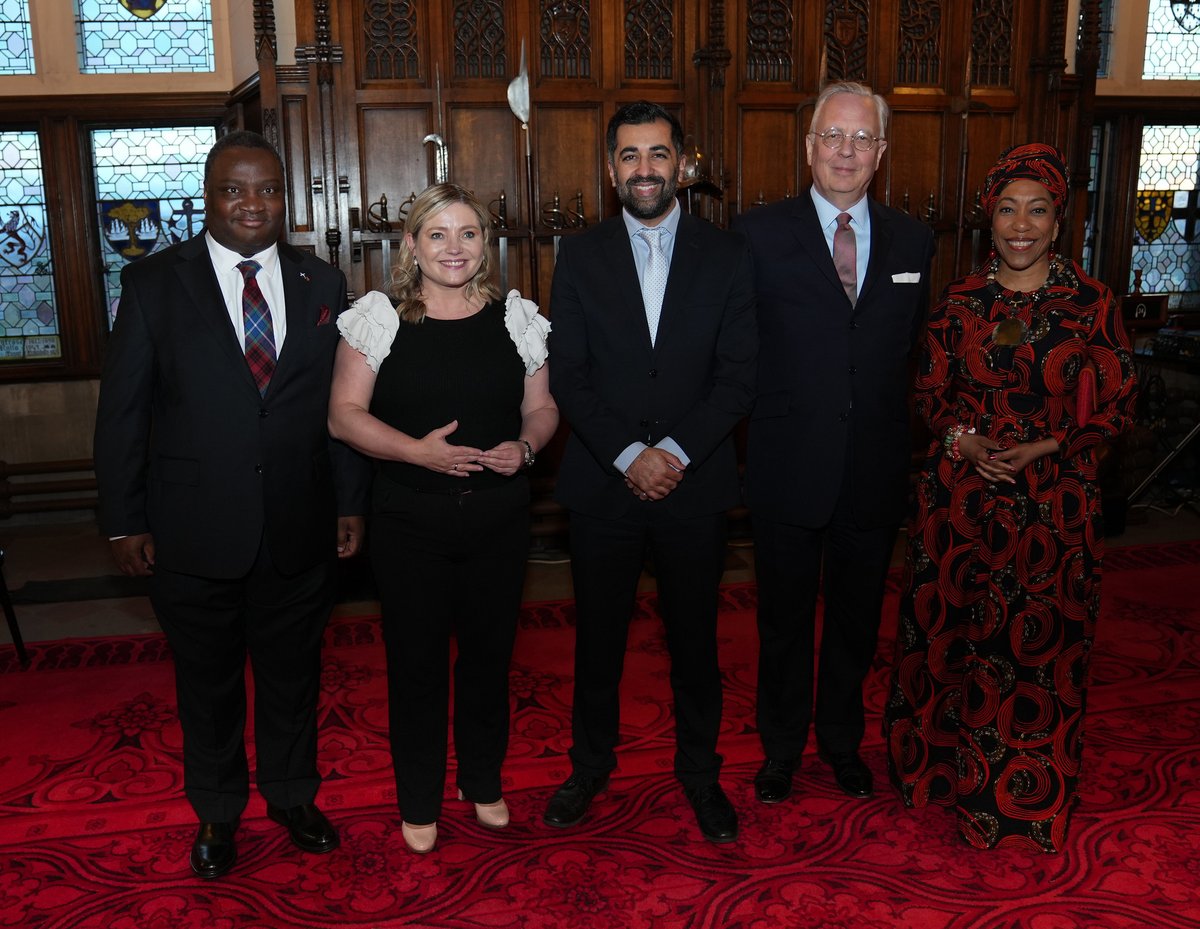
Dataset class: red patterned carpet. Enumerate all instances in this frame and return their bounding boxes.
[2,541,1199,929]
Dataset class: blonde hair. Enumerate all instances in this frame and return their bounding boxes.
[390,183,500,323]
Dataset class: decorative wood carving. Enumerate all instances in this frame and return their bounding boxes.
[896,0,941,85]
[745,0,793,83]
[625,0,674,80]
[540,0,592,79]
[363,0,420,80]
[453,1,507,79]
[823,0,869,83]
[253,0,277,61]
[971,0,1014,87]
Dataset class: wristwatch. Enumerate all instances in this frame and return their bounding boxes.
[520,439,536,469]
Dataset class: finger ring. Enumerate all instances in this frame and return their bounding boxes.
[453,464,459,471]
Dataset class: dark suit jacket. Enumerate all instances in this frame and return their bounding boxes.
[550,211,758,519]
[94,235,370,579]
[734,190,934,529]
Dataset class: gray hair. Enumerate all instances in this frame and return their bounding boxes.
[811,82,889,138]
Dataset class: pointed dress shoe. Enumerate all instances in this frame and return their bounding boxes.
[754,757,797,804]
[190,821,237,879]
[543,773,608,828]
[684,783,738,844]
[819,749,874,798]
[266,802,339,854]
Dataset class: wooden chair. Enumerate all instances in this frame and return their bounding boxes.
[0,547,29,668]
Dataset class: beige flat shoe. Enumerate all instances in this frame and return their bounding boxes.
[458,790,510,829]
[401,820,437,853]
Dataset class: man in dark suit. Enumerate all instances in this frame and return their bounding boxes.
[543,102,757,844]
[733,82,934,804]
[94,131,369,878]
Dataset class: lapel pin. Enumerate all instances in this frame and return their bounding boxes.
[299,271,311,282]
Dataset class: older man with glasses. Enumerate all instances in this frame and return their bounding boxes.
[732,81,935,807]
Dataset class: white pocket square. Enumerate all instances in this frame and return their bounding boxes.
[892,272,922,283]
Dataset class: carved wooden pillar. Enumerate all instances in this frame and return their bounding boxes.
[295,0,346,270]
[253,1,279,149]
[1066,0,1102,260]
[693,0,731,222]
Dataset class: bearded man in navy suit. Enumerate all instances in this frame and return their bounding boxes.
[94,131,369,878]
[734,82,934,805]
[543,102,757,844]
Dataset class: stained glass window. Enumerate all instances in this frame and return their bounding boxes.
[1131,125,1199,310]
[0,131,60,363]
[92,126,216,326]
[1082,125,1102,275]
[76,0,214,74]
[1096,0,1114,78]
[1143,0,1200,80]
[0,0,35,75]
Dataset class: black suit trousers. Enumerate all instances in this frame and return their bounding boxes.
[567,506,727,787]
[370,476,530,825]
[754,477,896,760]
[149,538,335,822]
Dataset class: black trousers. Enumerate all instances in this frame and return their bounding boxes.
[371,476,529,825]
[566,506,727,788]
[753,485,897,760]
[150,539,335,823]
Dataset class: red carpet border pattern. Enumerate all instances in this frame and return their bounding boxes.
[1,541,1199,928]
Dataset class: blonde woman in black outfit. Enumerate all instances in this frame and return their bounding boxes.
[329,183,557,854]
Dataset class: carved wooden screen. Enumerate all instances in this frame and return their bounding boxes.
[272,0,695,303]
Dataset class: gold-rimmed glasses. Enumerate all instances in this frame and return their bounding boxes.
[810,128,884,152]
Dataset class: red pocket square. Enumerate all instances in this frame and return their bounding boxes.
[317,304,332,326]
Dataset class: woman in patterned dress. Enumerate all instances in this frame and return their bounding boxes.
[882,144,1138,852]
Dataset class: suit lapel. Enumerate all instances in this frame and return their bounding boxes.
[175,236,261,394]
[654,212,699,350]
[791,193,846,300]
[601,219,654,349]
[269,244,313,393]
[858,199,894,307]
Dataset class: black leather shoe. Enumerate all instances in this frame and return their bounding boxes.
[266,802,339,854]
[684,783,738,844]
[543,773,608,828]
[754,757,797,804]
[819,750,874,798]
[190,821,237,879]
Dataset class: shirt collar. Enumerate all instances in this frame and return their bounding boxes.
[810,188,869,232]
[621,199,681,241]
[205,231,281,277]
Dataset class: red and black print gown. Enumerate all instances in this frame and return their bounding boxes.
[882,258,1137,852]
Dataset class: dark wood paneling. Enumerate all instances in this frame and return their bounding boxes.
[736,107,803,208]
[358,106,433,208]
[281,96,313,231]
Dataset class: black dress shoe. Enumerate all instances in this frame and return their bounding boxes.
[543,773,608,828]
[190,821,237,879]
[266,802,339,854]
[754,757,797,804]
[684,783,738,844]
[819,749,874,798]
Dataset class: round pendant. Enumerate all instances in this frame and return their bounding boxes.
[993,317,1028,347]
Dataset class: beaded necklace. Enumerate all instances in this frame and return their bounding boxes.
[987,255,1063,347]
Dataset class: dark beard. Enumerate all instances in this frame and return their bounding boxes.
[617,175,678,221]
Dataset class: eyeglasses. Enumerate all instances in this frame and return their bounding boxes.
[810,128,884,152]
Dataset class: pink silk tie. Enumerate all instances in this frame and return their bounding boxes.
[833,212,857,306]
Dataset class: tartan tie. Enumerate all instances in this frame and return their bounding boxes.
[237,259,277,396]
[833,212,857,306]
[637,226,668,346]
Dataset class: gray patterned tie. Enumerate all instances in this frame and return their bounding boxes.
[637,226,668,346]
[834,212,857,306]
